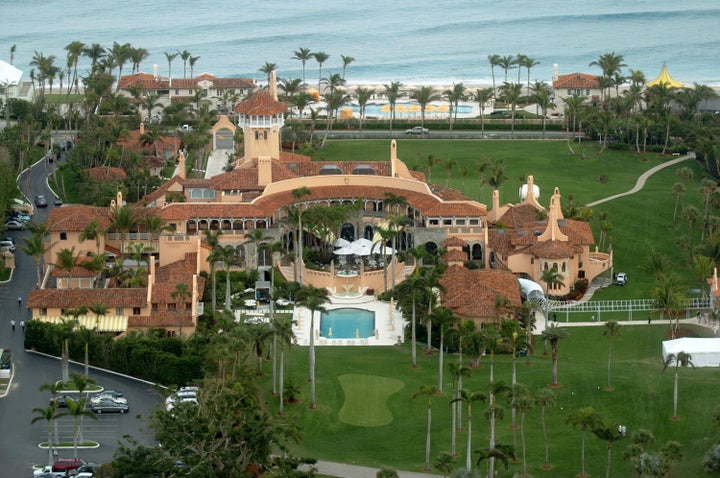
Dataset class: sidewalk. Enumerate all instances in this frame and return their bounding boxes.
[311,460,441,478]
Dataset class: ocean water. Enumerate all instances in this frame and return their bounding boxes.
[2,0,719,86]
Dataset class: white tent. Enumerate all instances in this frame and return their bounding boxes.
[661,338,720,367]
[333,237,351,248]
[0,59,22,86]
[333,246,355,256]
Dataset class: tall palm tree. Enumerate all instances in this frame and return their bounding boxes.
[444,83,466,132]
[32,405,60,466]
[9,44,16,65]
[130,46,149,74]
[292,186,312,284]
[498,82,523,138]
[410,86,438,129]
[384,81,402,134]
[259,61,277,87]
[79,219,103,254]
[217,245,241,311]
[110,41,131,91]
[474,87,494,138]
[589,52,626,100]
[448,361,471,456]
[530,81,555,138]
[178,49,191,78]
[540,323,570,387]
[19,224,53,288]
[164,51,178,85]
[429,307,456,393]
[451,388,486,471]
[171,282,191,337]
[67,373,96,450]
[566,406,602,477]
[57,395,97,458]
[497,55,515,83]
[592,424,624,478]
[313,51,329,91]
[396,273,428,368]
[321,89,351,146]
[663,351,694,420]
[204,229,223,313]
[412,384,439,471]
[340,55,355,80]
[487,54,501,93]
[603,321,622,390]
[355,87,375,134]
[512,384,534,478]
[291,47,313,86]
[535,387,556,469]
[486,380,511,478]
[189,55,201,77]
[295,284,329,409]
[110,204,138,266]
[274,315,295,415]
[64,41,85,95]
[519,55,540,96]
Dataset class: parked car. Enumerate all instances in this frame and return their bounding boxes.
[90,390,126,405]
[49,394,78,408]
[616,272,628,285]
[404,126,429,135]
[91,398,129,414]
[0,240,15,253]
[8,210,31,222]
[53,196,63,206]
[35,195,48,207]
[5,219,25,230]
[52,457,86,472]
[166,387,199,412]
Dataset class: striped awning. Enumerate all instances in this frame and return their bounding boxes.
[34,315,128,332]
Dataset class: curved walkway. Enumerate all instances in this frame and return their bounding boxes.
[586,152,694,207]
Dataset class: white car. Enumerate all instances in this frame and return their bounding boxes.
[165,387,199,411]
[405,126,429,135]
[616,272,627,285]
[90,391,127,405]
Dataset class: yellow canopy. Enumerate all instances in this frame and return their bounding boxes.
[647,64,684,89]
[34,315,128,332]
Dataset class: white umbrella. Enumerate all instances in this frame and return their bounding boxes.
[333,246,356,256]
[333,237,351,248]
[350,238,375,256]
[370,244,394,256]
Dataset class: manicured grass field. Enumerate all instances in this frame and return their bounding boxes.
[261,324,717,477]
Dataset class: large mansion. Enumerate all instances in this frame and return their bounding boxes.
[27,73,612,335]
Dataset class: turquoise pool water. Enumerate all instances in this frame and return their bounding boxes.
[320,308,375,339]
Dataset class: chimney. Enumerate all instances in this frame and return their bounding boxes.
[153,64,158,81]
[177,150,186,179]
[269,70,278,101]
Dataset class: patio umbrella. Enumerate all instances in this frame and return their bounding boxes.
[350,238,375,256]
[333,237,351,248]
[370,244,394,256]
[333,246,356,256]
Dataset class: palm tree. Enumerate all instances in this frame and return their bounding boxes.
[652,274,685,339]
[540,323,570,387]
[497,55,515,83]
[486,380,511,478]
[259,61,277,86]
[321,89,351,147]
[64,41,85,94]
[663,351,694,420]
[79,219,103,254]
[110,41,131,91]
[67,373,96,450]
[57,395,97,458]
[164,51,178,85]
[487,54,501,93]
[9,44,16,65]
[413,384,439,471]
[444,83,466,132]
[410,86,438,129]
[171,282,191,337]
[355,86,375,134]
[110,204,138,266]
[540,265,565,334]
[384,82,402,134]
[129,46,149,74]
[19,224,53,288]
[217,245,241,310]
[177,49,191,78]
[535,387,556,469]
[519,55,540,96]
[295,284,329,409]
[589,52,627,100]
[451,388,487,471]
[512,384,534,478]
[189,55,201,77]
[474,87,494,138]
[603,321,622,390]
[498,82,523,138]
[340,55,355,80]
[566,406,602,477]
[313,51,329,91]
[292,186,312,284]
[396,273,428,368]
[592,424,624,478]
[204,229,223,313]
[448,361,471,456]
[32,405,60,466]
[429,307,456,393]
[434,451,455,478]
[291,47,313,86]
[530,81,555,138]
[274,315,295,415]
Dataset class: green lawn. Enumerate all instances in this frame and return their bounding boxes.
[261,324,717,477]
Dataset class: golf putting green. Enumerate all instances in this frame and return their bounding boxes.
[338,374,404,427]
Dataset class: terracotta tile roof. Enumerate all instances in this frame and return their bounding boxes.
[47,205,112,232]
[151,253,205,304]
[439,265,521,321]
[118,128,176,153]
[527,240,579,259]
[85,167,127,181]
[424,201,487,217]
[488,218,595,259]
[118,72,256,91]
[442,249,467,263]
[443,236,467,248]
[129,310,195,328]
[50,262,97,278]
[140,176,184,205]
[157,202,269,220]
[27,288,147,309]
[235,89,287,115]
[553,73,600,89]
[497,203,541,228]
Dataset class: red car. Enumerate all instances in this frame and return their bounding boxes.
[52,458,85,472]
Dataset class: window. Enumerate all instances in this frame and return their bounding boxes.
[41,308,47,315]
[586,89,590,95]
[116,307,123,315]
[456,219,466,225]
[443,219,452,225]
[469,219,479,226]
[151,303,158,311]
[168,302,176,310]
[186,302,192,310]
[429,219,439,225]
[133,307,141,315]
[255,131,259,140]
[567,89,572,95]
[60,232,67,240]
[175,89,179,95]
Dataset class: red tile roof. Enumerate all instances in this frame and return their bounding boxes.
[235,89,287,115]
[118,72,256,91]
[439,265,521,321]
[27,288,147,309]
[47,205,112,232]
[553,73,600,89]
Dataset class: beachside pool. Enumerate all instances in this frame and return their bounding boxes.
[321,308,375,339]
[342,102,474,118]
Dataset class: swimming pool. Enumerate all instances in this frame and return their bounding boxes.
[342,102,474,118]
[320,308,375,339]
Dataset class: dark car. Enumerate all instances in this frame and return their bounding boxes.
[49,394,77,408]
[34,195,48,207]
[53,196,63,206]
[91,398,129,414]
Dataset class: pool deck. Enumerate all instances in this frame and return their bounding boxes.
[292,294,405,346]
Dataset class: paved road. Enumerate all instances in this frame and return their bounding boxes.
[0,157,161,476]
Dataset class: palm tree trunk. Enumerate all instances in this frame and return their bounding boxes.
[465,411,472,471]
[521,412,527,477]
[581,430,586,476]
[606,443,612,478]
[411,301,417,367]
[673,369,679,418]
[279,348,285,415]
[438,331,444,392]
[542,406,549,467]
[425,405,432,471]
[309,310,317,409]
